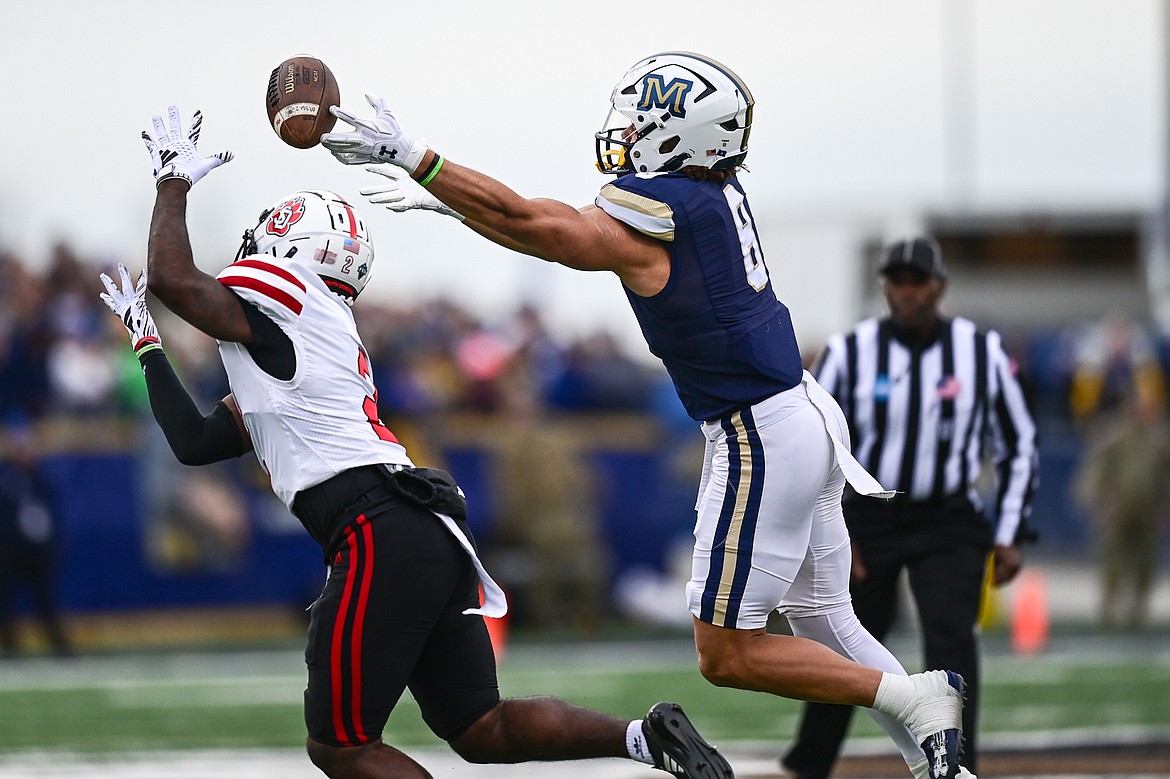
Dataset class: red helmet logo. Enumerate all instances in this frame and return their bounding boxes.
[265,197,306,237]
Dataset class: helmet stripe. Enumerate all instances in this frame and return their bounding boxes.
[340,202,359,239]
[646,51,754,104]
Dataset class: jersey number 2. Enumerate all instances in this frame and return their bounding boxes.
[723,184,770,292]
[357,347,398,443]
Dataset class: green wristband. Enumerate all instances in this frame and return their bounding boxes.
[134,337,163,360]
[418,155,444,187]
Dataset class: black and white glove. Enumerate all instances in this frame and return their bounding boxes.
[141,105,233,188]
[360,166,464,221]
[322,94,429,173]
[99,264,162,358]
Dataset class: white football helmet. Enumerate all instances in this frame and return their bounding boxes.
[595,51,754,175]
[234,190,374,306]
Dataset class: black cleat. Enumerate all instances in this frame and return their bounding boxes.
[642,702,734,779]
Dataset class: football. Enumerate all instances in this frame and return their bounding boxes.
[266,55,340,149]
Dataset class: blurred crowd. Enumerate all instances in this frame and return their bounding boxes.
[6,242,1170,434]
[2,242,1170,643]
[0,242,676,644]
[0,243,669,427]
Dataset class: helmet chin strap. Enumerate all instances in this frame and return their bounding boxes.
[636,113,668,137]
[234,228,257,262]
[235,207,277,261]
[233,232,300,262]
[659,152,692,172]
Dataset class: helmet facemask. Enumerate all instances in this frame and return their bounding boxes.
[234,190,374,306]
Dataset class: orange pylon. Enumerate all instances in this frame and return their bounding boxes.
[1010,569,1049,655]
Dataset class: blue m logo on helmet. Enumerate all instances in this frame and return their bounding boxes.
[638,74,694,118]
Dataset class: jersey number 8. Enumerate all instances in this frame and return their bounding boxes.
[723,184,770,292]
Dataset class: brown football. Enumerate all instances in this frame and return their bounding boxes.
[265,55,340,149]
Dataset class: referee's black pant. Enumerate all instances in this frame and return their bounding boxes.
[783,497,991,777]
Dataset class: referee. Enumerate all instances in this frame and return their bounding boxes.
[782,236,1039,778]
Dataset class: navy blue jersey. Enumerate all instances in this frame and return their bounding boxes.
[596,172,803,421]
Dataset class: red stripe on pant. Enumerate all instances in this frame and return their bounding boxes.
[330,514,374,745]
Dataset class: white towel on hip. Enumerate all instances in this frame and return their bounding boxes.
[801,371,897,500]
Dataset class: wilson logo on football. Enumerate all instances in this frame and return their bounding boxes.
[266,198,306,237]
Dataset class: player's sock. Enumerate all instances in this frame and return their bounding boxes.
[872,672,916,718]
[626,719,655,764]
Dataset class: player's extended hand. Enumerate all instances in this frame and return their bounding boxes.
[322,94,429,173]
[99,263,163,357]
[360,166,464,220]
[141,105,234,189]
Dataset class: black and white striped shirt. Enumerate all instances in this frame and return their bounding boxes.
[813,316,1039,546]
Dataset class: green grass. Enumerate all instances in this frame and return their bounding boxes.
[0,633,1166,754]
[0,687,304,752]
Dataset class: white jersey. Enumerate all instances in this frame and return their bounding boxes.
[215,256,412,508]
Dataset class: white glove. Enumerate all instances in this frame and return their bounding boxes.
[322,94,429,173]
[360,166,464,221]
[99,264,162,357]
[141,105,234,188]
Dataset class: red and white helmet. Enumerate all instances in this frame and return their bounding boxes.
[595,52,754,175]
[236,190,374,305]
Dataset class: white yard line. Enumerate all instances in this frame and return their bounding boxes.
[0,748,769,779]
[0,749,1166,779]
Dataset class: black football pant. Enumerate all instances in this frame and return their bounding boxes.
[783,522,987,777]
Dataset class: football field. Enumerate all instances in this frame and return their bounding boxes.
[0,631,1167,778]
